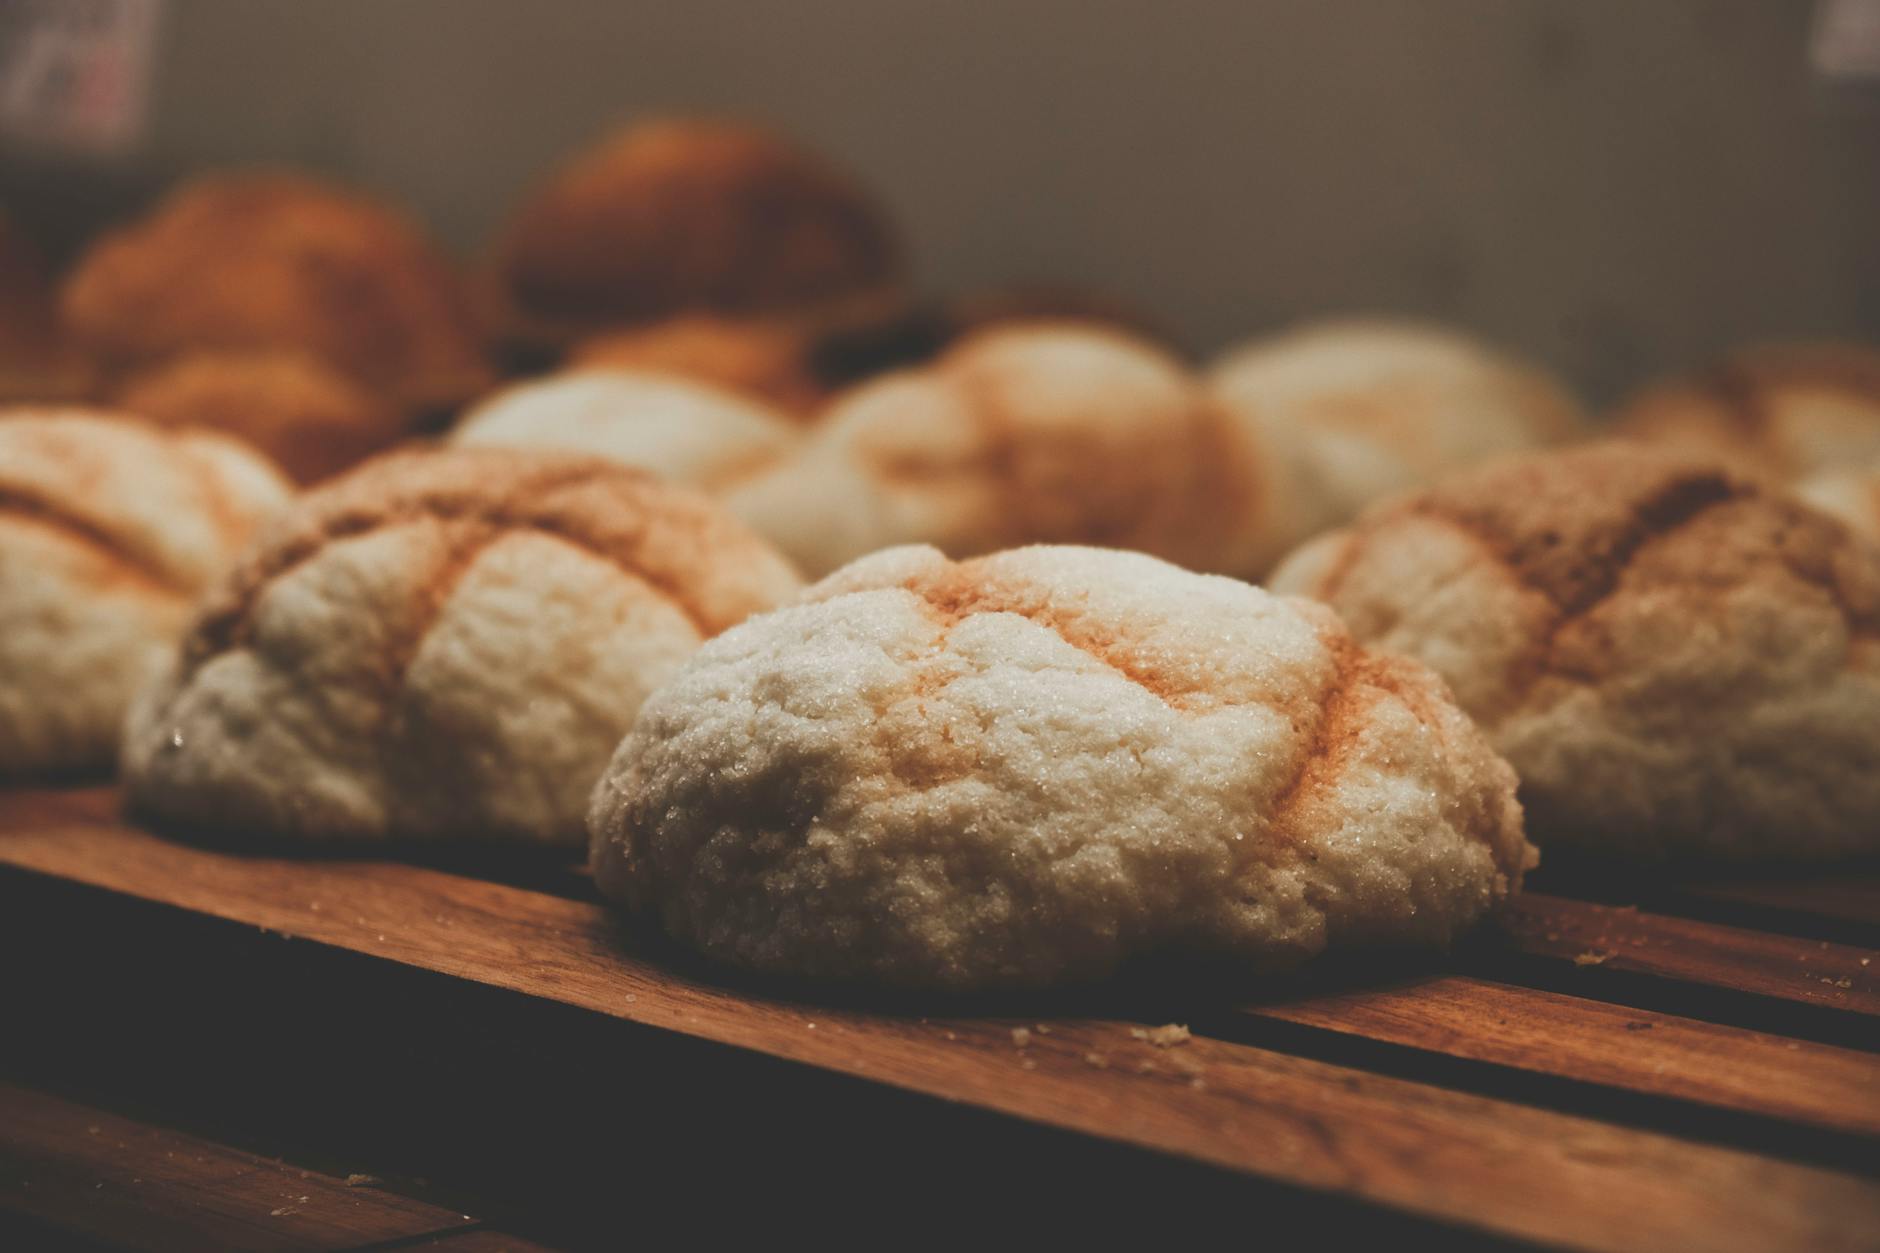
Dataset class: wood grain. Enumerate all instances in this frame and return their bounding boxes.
[2,789,1876,1253]
[1675,878,1880,932]
[1246,975,1880,1136]
[1506,894,1880,1015]
[0,1082,476,1252]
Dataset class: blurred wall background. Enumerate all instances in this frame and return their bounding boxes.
[3,0,1876,404]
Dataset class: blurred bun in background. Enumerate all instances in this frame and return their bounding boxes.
[1208,319,1586,571]
[1612,341,1880,481]
[569,315,831,417]
[452,367,800,490]
[724,323,1262,579]
[115,350,403,484]
[486,118,906,353]
[61,172,493,414]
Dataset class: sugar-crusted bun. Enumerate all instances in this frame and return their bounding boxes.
[62,173,491,411]
[451,369,800,491]
[0,410,292,773]
[1208,319,1584,570]
[124,448,802,844]
[1796,467,1880,548]
[724,325,1267,578]
[1269,443,1880,863]
[1613,342,1880,480]
[489,119,903,349]
[569,316,830,417]
[117,350,405,484]
[590,544,1532,990]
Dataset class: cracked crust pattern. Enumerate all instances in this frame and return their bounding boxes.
[124,446,803,844]
[62,173,492,410]
[1614,342,1880,481]
[723,324,1269,578]
[589,544,1531,989]
[0,410,292,773]
[1270,442,1880,862]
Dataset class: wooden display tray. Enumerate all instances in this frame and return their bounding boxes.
[2,785,1877,1250]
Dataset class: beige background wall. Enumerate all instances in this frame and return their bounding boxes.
[4,0,1876,402]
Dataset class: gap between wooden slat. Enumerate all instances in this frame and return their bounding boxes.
[0,805,1876,1253]
[1235,975,1880,1139]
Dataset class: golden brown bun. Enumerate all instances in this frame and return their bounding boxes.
[116,350,406,484]
[489,119,903,348]
[724,324,1269,578]
[0,409,293,773]
[569,316,829,418]
[61,173,492,410]
[1613,342,1880,480]
[125,446,802,844]
[1271,442,1880,862]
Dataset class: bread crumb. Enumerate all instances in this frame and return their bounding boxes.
[1019,1058,1038,1071]
[1573,950,1614,966]
[269,1206,300,1218]
[1129,1023,1191,1047]
[344,1174,380,1188]
[1010,1027,1032,1048]
[1082,1051,1109,1069]
[1033,1023,1053,1035]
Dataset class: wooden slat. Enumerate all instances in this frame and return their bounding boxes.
[1,799,1876,1253]
[1504,894,1880,1015]
[1247,975,1880,1137]
[0,1082,477,1252]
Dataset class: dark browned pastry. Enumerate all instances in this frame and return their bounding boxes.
[116,349,407,483]
[569,315,830,418]
[61,172,493,411]
[488,119,904,349]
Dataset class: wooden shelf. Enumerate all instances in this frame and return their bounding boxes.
[2,785,1876,1251]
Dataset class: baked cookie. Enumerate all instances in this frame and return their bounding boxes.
[1613,341,1880,480]
[590,544,1533,989]
[1208,319,1584,570]
[1797,468,1880,548]
[124,448,802,844]
[569,316,831,417]
[117,350,404,484]
[488,119,903,349]
[62,172,491,411]
[0,410,292,774]
[724,324,1267,578]
[1269,443,1880,862]
[451,368,800,491]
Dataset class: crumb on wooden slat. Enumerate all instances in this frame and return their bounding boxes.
[1010,1026,1031,1048]
[1129,1023,1191,1048]
[1573,950,1614,966]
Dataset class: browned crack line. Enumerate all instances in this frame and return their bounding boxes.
[0,488,188,593]
[186,460,720,670]
[900,572,1197,712]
